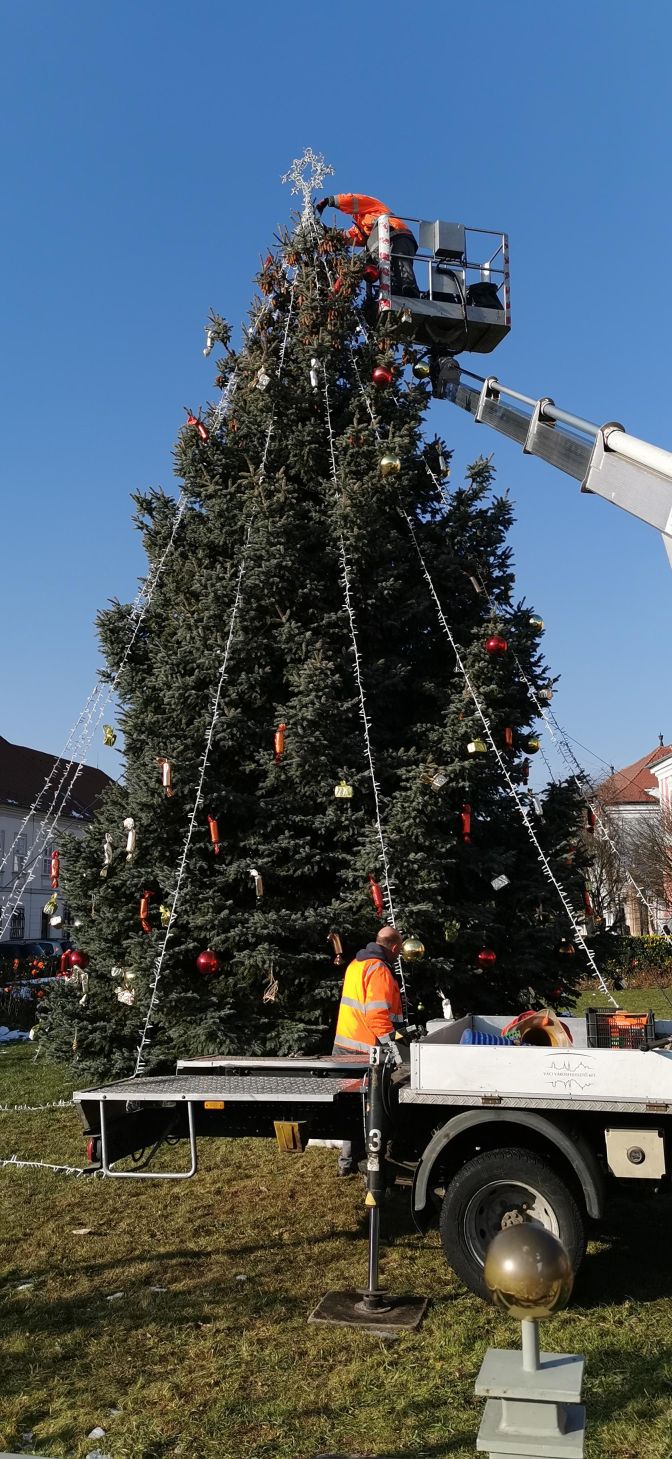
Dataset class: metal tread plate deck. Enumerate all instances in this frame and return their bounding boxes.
[400,1089,672,1113]
[74,1073,362,1104]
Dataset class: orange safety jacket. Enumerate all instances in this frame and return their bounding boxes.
[332,193,412,247]
[332,942,404,1055]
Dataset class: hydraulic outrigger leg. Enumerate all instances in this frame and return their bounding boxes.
[308,1047,428,1334]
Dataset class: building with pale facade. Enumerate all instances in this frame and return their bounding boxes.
[0,735,110,944]
[596,740,672,934]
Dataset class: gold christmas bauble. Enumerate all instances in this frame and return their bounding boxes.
[529,615,544,633]
[527,737,541,753]
[401,935,425,962]
[334,779,354,800]
[412,362,430,380]
[379,452,401,478]
[484,1225,573,1321]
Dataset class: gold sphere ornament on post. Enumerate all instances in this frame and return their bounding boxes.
[379,451,401,478]
[484,1225,574,1321]
[401,935,425,962]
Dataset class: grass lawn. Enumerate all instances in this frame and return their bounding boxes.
[3,1002,672,1459]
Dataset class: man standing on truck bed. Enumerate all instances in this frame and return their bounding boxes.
[332,925,405,1175]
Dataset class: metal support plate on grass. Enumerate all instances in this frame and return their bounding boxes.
[308,1288,428,1336]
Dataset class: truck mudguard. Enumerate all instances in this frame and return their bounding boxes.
[412,1108,605,1223]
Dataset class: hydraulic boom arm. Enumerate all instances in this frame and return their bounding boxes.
[448,370,672,565]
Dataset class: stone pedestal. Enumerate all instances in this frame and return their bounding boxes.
[475,1344,586,1458]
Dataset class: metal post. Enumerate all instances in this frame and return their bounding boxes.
[378,214,392,313]
[521,1318,540,1372]
[356,1052,392,1313]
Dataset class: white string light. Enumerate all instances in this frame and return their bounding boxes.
[133,278,297,1075]
[134,526,251,1076]
[316,255,617,1002]
[0,684,100,880]
[400,508,618,1006]
[470,567,672,945]
[0,1153,99,1177]
[0,494,189,940]
[310,248,398,933]
[0,1099,71,1113]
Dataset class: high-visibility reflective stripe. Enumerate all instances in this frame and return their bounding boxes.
[332,1034,373,1053]
[340,995,389,1013]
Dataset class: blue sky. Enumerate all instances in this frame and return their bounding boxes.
[2,0,670,789]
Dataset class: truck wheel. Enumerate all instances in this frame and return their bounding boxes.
[438,1145,586,1299]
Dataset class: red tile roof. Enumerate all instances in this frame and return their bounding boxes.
[598,743,672,805]
[0,735,112,819]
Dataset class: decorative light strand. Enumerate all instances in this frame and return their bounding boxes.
[0,494,189,940]
[0,1153,99,1177]
[134,528,252,1075]
[472,568,672,943]
[319,362,398,932]
[0,1099,71,1113]
[400,509,618,1005]
[326,266,617,1001]
[133,279,296,1075]
[0,684,100,879]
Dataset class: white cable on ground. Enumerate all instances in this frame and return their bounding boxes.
[0,1153,99,1177]
[0,1100,71,1113]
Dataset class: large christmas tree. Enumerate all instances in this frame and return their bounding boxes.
[41,164,592,1080]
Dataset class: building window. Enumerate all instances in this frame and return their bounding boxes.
[42,843,54,879]
[13,834,27,875]
[10,905,25,940]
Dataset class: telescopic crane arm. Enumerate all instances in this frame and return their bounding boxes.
[445,369,672,566]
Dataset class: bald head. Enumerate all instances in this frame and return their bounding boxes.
[377,925,403,957]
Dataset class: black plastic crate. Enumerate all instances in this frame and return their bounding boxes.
[586,1008,655,1050]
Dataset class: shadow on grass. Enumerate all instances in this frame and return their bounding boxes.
[576,1193,672,1307]
[584,1339,672,1434]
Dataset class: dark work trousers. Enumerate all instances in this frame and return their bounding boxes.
[368,229,419,295]
[390,231,419,293]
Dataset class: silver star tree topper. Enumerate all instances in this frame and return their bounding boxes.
[281,148,334,218]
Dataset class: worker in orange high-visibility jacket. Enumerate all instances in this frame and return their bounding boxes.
[316,192,420,298]
[332,925,405,1175]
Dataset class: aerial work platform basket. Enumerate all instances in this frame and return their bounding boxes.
[366,216,511,356]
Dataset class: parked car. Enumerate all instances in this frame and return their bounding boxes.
[0,940,63,970]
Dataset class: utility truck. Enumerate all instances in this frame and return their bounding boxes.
[75,1007,672,1298]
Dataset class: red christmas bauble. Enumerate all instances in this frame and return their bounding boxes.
[372,366,393,388]
[477,947,497,967]
[363,263,380,283]
[68,949,89,970]
[485,635,508,655]
[196,948,220,976]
